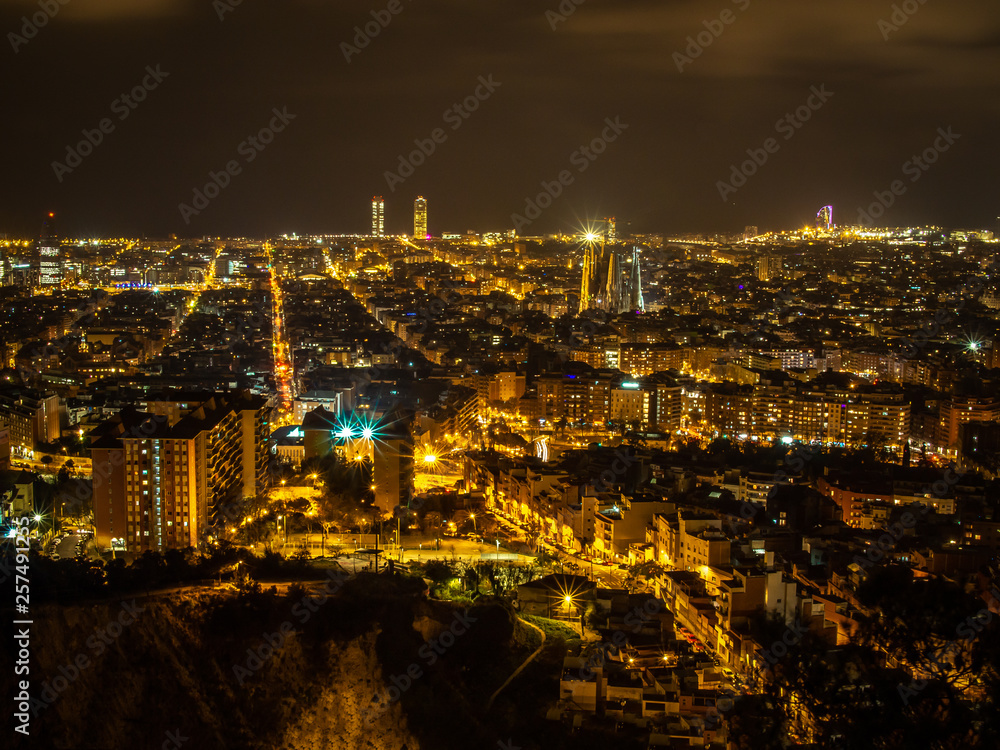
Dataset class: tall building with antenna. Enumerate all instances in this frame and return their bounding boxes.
[371,196,385,237]
[413,196,427,238]
[604,217,617,244]
[38,211,61,287]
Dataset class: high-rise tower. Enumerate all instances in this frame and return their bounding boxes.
[371,196,385,237]
[603,217,617,244]
[38,211,61,287]
[413,196,427,238]
[628,245,644,313]
[816,205,833,232]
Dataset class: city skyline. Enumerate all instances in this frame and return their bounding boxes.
[3,209,1000,749]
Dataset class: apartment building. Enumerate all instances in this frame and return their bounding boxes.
[91,390,269,553]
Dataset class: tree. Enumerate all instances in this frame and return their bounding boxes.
[238,516,277,552]
[479,515,498,538]
[624,561,666,592]
[423,511,444,536]
[535,549,564,574]
[462,564,481,594]
[423,560,457,594]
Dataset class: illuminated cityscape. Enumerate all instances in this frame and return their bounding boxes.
[3,2,999,749]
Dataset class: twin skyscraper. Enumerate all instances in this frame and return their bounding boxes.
[370,195,428,238]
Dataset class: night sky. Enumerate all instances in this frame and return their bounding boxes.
[2,0,998,237]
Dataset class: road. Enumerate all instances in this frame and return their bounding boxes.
[487,617,546,709]
[268,243,297,425]
[50,533,83,560]
[280,533,530,564]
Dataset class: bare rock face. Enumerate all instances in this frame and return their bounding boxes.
[278,631,420,750]
[410,599,456,642]
[11,592,422,750]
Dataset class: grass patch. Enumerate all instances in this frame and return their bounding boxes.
[520,613,583,649]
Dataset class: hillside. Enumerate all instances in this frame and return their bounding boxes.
[4,573,568,750]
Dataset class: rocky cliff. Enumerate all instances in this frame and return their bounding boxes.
[4,573,538,750]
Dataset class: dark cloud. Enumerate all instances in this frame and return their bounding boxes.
[1,0,997,236]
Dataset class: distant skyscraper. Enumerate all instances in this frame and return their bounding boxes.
[413,196,427,238]
[604,217,617,244]
[627,245,644,313]
[744,226,759,242]
[38,211,61,287]
[371,196,385,237]
[816,205,833,231]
